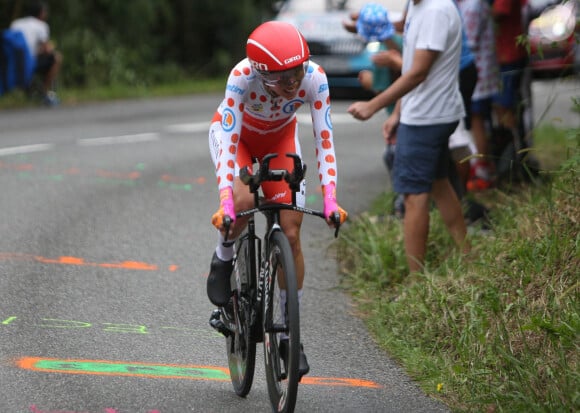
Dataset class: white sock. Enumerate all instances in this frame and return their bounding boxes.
[279,289,302,340]
[215,232,234,262]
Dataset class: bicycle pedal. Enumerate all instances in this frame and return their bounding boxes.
[209,309,221,323]
[209,309,231,337]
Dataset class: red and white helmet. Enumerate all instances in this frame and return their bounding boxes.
[246,21,310,72]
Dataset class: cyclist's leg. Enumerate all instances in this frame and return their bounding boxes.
[258,119,306,288]
[279,210,304,288]
[276,210,309,377]
[264,230,301,409]
[258,122,310,376]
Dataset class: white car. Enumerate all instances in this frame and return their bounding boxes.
[275,0,404,97]
[527,0,579,76]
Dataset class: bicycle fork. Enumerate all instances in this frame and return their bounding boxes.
[209,309,231,337]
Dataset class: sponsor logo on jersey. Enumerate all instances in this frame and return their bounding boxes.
[250,103,264,112]
[283,99,304,114]
[318,83,329,94]
[222,108,236,132]
[226,84,245,95]
[325,107,333,130]
[268,191,287,202]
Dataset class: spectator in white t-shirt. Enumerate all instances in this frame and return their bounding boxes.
[11,1,62,106]
[348,0,470,273]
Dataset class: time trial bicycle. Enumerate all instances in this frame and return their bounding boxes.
[209,152,340,413]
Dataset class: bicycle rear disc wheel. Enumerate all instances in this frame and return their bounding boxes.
[263,231,300,413]
[226,236,256,397]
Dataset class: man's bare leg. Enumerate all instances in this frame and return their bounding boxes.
[403,192,430,273]
[432,178,469,252]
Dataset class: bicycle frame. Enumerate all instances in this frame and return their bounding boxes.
[212,152,341,411]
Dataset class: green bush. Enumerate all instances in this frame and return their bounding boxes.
[1,0,278,89]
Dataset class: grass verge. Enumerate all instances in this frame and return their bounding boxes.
[336,126,579,412]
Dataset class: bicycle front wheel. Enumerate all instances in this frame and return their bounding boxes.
[226,235,256,397]
[263,230,300,413]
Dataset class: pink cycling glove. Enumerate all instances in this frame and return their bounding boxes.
[211,187,236,230]
[322,183,348,225]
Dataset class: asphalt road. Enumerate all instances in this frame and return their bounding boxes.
[0,77,576,413]
[0,93,448,413]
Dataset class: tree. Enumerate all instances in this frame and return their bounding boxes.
[2,0,280,88]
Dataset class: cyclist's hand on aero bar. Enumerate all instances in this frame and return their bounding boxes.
[322,183,348,227]
[211,187,236,231]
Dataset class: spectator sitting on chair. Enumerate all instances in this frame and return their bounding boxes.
[11,0,62,106]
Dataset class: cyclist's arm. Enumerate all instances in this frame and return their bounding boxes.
[215,62,249,192]
[306,63,337,188]
[307,63,348,225]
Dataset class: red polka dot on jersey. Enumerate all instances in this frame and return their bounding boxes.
[233,69,242,76]
[227,160,235,168]
[328,168,336,176]
[299,90,306,98]
[322,140,332,149]
[260,95,267,102]
[229,145,236,154]
[227,98,235,107]
[250,92,257,100]
[314,101,323,110]
[243,67,251,75]
[321,130,330,139]
[216,162,221,170]
[325,154,335,163]
[217,176,221,185]
[231,133,239,143]
[226,173,234,182]
[239,103,245,111]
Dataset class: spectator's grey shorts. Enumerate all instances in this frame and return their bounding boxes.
[393,121,459,194]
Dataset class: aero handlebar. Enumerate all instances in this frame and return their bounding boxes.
[223,153,341,238]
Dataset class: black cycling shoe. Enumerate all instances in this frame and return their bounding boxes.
[279,337,310,379]
[206,252,233,307]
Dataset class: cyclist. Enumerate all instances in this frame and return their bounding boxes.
[207,21,348,377]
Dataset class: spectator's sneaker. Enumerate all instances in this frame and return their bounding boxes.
[206,252,233,307]
[279,337,310,380]
[467,177,493,192]
[43,91,60,107]
[467,159,495,192]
